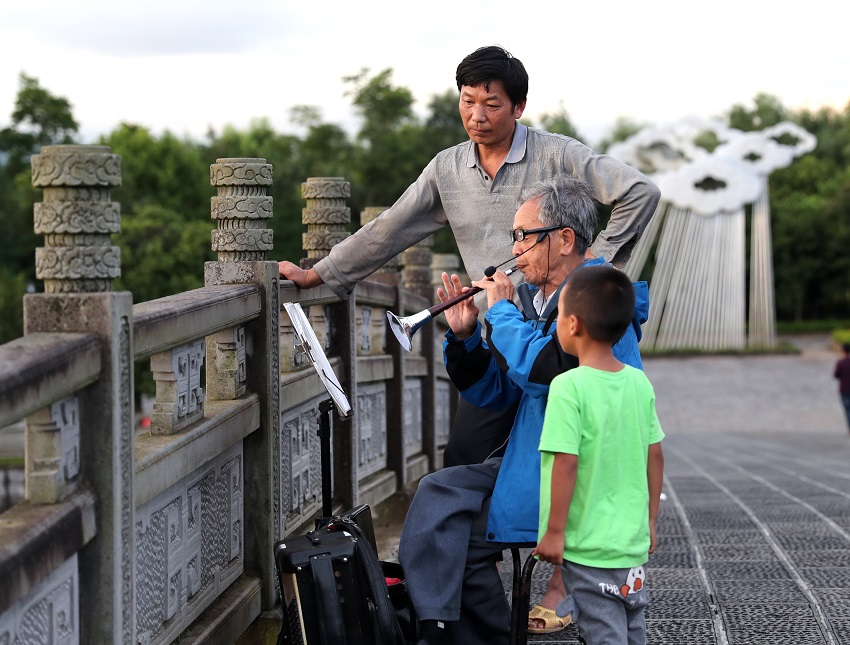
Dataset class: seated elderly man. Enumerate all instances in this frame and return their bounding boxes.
[398,174,649,645]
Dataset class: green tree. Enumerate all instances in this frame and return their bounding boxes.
[0,72,78,173]
[205,117,326,264]
[728,92,787,132]
[344,68,427,207]
[0,74,79,341]
[764,99,850,321]
[596,117,647,153]
[114,204,214,304]
[99,124,209,217]
[422,89,467,154]
[536,102,583,141]
[0,268,27,344]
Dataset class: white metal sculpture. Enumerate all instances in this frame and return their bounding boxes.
[613,117,816,351]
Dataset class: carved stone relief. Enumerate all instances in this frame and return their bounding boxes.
[358,306,372,354]
[435,379,452,448]
[355,305,385,356]
[25,396,80,503]
[403,378,423,456]
[135,442,243,645]
[355,382,387,479]
[207,326,247,401]
[0,554,78,645]
[150,340,205,434]
[280,398,323,534]
[279,313,309,374]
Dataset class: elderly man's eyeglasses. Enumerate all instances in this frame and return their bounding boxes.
[510,225,563,243]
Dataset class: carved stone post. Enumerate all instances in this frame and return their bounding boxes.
[298,177,358,512]
[210,158,274,262]
[26,144,135,644]
[390,235,435,478]
[431,253,460,300]
[205,158,280,608]
[33,145,121,294]
[300,177,351,269]
[401,235,434,301]
[430,253,461,468]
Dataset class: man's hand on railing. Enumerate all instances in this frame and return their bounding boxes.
[278,261,324,289]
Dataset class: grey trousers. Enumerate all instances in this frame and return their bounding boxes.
[398,458,511,645]
[560,560,648,645]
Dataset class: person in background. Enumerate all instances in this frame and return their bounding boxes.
[834,343,850,431]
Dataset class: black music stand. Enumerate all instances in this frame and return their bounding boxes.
[283,303,353,518]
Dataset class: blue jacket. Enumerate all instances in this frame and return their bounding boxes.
[443,258,649,543]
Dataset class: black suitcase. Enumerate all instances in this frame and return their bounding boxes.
[274,506,413,645]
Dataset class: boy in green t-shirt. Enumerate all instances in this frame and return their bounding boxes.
[533,264,665,645]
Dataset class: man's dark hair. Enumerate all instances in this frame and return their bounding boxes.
[843,343,850,354]
[456,45,529,108]
[560,265,635,346]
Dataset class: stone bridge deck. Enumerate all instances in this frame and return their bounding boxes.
[510,335,850,644]
[251,335,850,644]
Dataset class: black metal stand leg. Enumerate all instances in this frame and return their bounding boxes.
[318,398,334,518]
[509,550,537,645]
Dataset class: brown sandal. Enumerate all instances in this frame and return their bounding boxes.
[527,604,573,634]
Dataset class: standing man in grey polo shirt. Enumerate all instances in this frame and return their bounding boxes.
[279,44,660,467]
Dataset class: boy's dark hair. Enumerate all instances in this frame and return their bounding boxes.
[456,45,529,108]
[560,265,635,346]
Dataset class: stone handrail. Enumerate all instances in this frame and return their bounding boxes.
[0,148,457,645]
[0,333,101,429]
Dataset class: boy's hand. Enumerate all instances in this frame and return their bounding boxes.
[532,531,565,565]
[648,520,657,554]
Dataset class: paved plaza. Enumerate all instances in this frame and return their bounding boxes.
[506,334,850,644]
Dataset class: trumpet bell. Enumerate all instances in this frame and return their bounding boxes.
[386,309,432,352]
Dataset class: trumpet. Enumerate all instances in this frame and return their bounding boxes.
[386,265,517,351]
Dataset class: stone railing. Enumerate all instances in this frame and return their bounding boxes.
[0,147,455,644]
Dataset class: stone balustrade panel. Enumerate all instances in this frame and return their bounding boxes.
[135,442,243,645]
[207,326,247,401]
[355,382,388,480]
[0,555,79,645]
[150,340,206,435]
[25,396,81,504]
[403,378,423,457]
[435,379,452,449]
[279,397,323,534]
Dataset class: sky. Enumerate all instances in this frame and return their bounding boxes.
[1,0,847,149]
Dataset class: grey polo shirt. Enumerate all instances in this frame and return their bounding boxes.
[314,124,660,300]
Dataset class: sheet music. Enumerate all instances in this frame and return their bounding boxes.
[283,302,353,419]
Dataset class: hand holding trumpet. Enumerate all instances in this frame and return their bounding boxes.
[436,273,480,340]
[386,262,517,352]
[437,268,516,340]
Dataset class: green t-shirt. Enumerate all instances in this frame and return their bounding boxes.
[538,365,664,568]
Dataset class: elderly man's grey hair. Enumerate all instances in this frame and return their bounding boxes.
[519,175,598,255]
